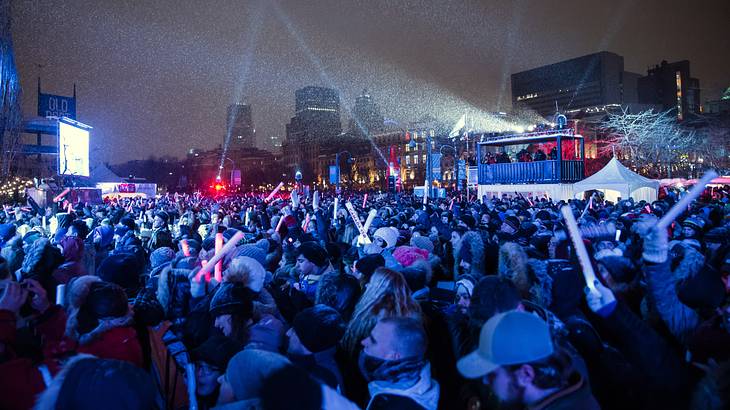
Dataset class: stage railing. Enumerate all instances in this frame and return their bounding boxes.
[478,160,584,184]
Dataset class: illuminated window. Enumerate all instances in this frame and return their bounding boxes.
[405,156,411,165]
[675,71,683,120]
[422,154,427,163]
[414,155,418,164]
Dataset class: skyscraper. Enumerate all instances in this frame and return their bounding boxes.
[349,89,384,136]
[288,86,341,140]
[227,103,255,146]
[637,60,701,120]
[511,51,639,117]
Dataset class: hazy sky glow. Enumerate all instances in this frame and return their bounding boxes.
[11,0,730,166]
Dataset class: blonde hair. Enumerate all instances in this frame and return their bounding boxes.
[341,268,422,355]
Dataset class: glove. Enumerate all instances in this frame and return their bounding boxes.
[641,224,668,264]
[585,280,617,318]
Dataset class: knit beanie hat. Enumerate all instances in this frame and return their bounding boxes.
[225,349,290,401]
[255,238,270,254]
[150,247,175,269]
[355,254,385,278]
[297,242,328,267]
[292,305,345,353]
[231,244,267,268]
[96,253,143,296]
[373,227,398,249]
[209,282,254,318]
[504,215,521,231]
[410,235,434,253]
[191,335,242,370]
[392,246,429,267]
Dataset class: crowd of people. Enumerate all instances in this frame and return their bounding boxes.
[1,184,729,409]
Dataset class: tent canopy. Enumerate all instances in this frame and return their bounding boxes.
[573,157,659,202]
[90,164,124,184]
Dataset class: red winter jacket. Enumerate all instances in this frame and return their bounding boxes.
[0,308,65,410]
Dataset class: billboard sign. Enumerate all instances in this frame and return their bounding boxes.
[39,93,76,119]
[231,169,242,186]
[58,118,91,177]
[329,165,338,184]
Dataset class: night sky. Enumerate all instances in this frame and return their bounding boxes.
[11,0,730,167]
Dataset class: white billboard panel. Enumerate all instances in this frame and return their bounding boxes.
[58,119,90,177]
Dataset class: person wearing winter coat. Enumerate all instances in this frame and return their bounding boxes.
[215,348,291,409]
[286,304,346,391]
[34,355,156,410]
[52,235,87,284]
[61,276,144,367]
[360,317,440,410]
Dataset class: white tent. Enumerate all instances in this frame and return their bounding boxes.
[572,157,659,202]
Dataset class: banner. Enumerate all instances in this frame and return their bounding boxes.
[231,170,242,186]
[430,153,442,181]
[458,160,466,181]
[329,165,338,184]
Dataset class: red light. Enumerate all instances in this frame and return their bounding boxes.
[214,184,224,191]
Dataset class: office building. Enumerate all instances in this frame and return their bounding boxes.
[511,51,640,118]
[349,89,384,136]
[226,103,255,146]
[638,60,701,119]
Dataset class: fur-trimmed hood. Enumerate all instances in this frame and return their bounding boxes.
[454,231,485,278]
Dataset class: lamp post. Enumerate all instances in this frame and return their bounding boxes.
[335,150,353,193]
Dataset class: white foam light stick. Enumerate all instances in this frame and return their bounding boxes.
[560,205,600,297]
[580,195,593,220]
[362,193,368,209]
[55,284,66,306]
[363,209,377,232]
[42,215,47,231]
[265,182,284,202]
[196,231,245,282]
[657,170,717,230]
[345,201,370,242]
[333,197,339,220]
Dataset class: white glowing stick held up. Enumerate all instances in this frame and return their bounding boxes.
[657,170,717,230]
[362,193,368,209]
[345,201,369,241]
[363,209,377,232]
[333,197,338,220]
[560,205,600,297]
[265,182,284,202]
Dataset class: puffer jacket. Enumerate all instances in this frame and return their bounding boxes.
[644,245,704,344]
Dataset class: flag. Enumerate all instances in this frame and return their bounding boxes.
[449,114,466,138]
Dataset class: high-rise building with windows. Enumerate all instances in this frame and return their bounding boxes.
[637,60,701,120]
[349,89,384,136]
[226,103,255,146]
[511,51,640,118]
[287,86,341,140]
